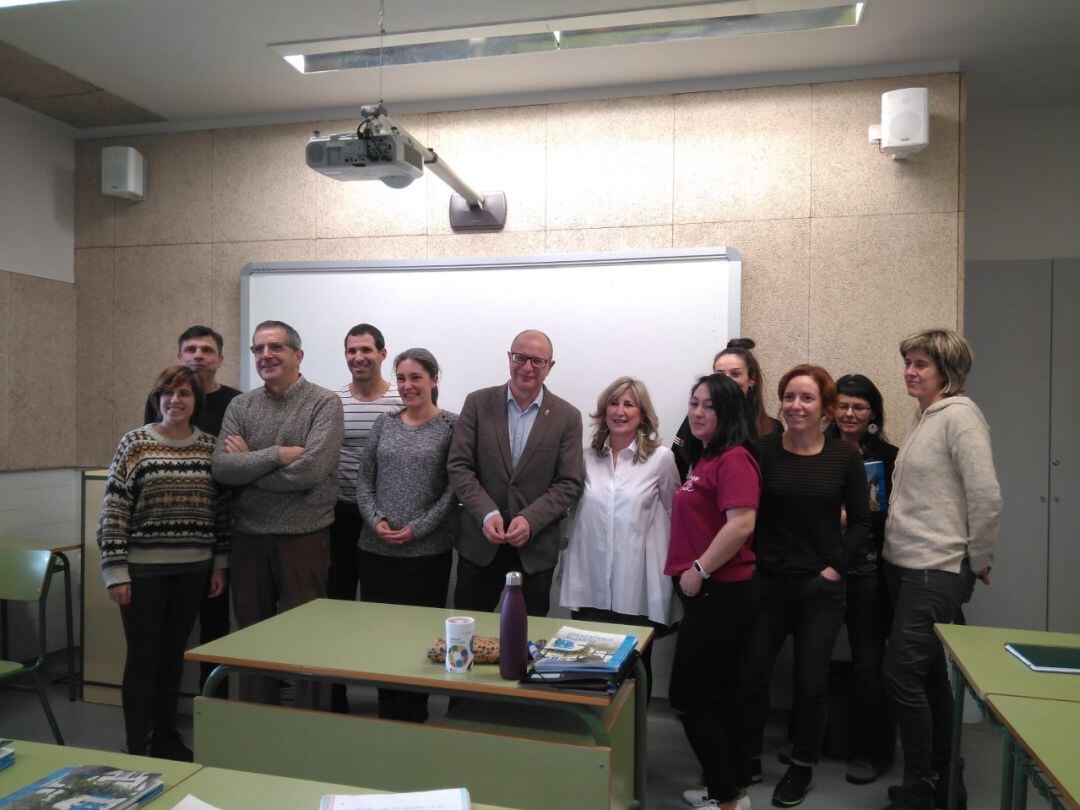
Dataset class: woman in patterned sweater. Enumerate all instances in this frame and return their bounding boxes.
[97,365,229,760]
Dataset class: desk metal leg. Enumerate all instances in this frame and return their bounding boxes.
[632,656,648,810]
[202,664,231,697]
[1001,735,1015,810]
[1010,740,1028,810]
[947,660,965,810]
[54,553,77,701]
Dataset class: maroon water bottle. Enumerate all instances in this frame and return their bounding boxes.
[499,571,528,680]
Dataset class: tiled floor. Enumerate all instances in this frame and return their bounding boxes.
[1,659,1029,809]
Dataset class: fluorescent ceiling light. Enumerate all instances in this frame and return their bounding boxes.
[273,1,865,74]
[0,0,72,6]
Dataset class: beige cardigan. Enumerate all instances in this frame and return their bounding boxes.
[883,396,1002,574]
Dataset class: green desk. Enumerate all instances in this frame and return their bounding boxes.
[186,599,651,809]
[0,538,81,701]
[987,695,1080,810]
[936,625,1080,810]
[0,739,199,798]
[161,766,517,809]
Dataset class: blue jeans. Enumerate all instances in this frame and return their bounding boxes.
[743,571,847,765]
[881,560,974,787]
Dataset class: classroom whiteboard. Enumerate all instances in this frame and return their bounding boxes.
[241,249,740,445]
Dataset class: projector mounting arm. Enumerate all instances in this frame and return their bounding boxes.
[358,104,507,230]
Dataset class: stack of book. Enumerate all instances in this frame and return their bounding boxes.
[524,626,638,691]
[0,740,12,772]
[0,765,164,809]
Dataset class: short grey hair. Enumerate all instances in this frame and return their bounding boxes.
[254,320,302,350]
[899,328,973,395]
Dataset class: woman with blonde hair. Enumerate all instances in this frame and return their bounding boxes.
[559,376,680,695]
[882,329,1001,810]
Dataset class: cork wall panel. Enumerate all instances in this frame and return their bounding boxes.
[113,132,212,246]
[112,244,212,439]
[674,218,810,395]
[212,123,318,243]
[75,248,115,467]
[811,73,960,218]
[674,85,812,224]
[6,274,77,469]
[74,139,115,249]
[546,95,674,230]
[210,240,317,390]
[425,105,547,235]
[809,212,959,436]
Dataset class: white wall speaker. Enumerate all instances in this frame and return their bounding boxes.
[881,88,929,159]
[101,146,146,200]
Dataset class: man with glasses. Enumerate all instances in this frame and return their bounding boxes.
[448,329,583,616]
[212,320,344,705]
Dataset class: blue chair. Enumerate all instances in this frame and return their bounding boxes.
[0,548,64,744]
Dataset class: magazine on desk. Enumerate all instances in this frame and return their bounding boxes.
[532,625,637,674]
[0,740,12,772]
[0,765,163,809]
[1005,643,1080,674]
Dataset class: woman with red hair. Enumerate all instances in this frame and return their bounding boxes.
[741,365,871,807]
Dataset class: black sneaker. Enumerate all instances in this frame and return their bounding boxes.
[772,764,812,807]
[883,779,935,810]
[149,733,194,762]
[750,758,763,783]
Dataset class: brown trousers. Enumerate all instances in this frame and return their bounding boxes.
[230,528,330,707]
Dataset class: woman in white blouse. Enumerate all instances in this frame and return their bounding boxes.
[559,376,680,697]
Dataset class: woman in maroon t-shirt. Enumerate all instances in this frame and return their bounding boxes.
[666,373,762,810]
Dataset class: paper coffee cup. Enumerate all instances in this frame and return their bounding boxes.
[445,616,476,674]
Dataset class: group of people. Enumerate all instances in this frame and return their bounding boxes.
[97,320,1001,810]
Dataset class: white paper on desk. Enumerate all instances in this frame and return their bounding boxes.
[170,795,225,810]
[319,787,470,810]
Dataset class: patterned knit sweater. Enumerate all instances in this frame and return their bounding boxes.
[97,425,230,588]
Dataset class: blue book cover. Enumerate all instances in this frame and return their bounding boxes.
[865,460,887,513]
[0,765,163,809]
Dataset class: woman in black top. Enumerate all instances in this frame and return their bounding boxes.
[742,365,871,808]
[829,374,899,785]
[672,338,782,480]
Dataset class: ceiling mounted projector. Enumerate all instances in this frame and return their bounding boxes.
[306,104,507,230]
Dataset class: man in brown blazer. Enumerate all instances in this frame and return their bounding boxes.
[448,329,583,616]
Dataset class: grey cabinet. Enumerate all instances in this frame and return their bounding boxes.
[965,258,1079,632]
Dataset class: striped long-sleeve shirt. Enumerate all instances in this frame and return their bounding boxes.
[97,426,230,588]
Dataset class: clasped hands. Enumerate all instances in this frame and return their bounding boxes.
[483,514,531,547]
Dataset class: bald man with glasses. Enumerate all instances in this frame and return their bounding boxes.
[448,329,583,616]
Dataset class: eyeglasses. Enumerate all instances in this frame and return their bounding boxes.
[508,352,551,369]
[249,341,295,356]
[838,403,871,414]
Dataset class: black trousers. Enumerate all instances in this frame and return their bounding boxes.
[197,583,231,698]
[327,501,362,602]
[845,570,895,765]
[454,544,554,616]
[119,568,208,752]
[743,571,847,765]
[358,548,453,723]
[669,579,761,804]
[882,561,973,788]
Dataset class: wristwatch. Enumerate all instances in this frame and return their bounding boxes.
[692,560,710,580]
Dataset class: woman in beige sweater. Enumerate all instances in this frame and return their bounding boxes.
[880,328,1001,810]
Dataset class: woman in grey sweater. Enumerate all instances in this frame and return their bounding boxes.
[881,328,1001,810]
[356,347,457,722]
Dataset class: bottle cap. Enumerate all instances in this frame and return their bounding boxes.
[505,571,523,586]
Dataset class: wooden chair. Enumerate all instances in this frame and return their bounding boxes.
[0,548,64,744]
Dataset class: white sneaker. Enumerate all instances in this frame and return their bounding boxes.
[682,789,751,809]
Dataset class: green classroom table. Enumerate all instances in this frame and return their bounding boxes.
[935,624,1080,810]
[185,599,651,810]
[986,695,1080,810]
[0,739,199,798]
[160,765,517,809]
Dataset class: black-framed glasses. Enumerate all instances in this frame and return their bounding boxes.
[250,341,295,356]
[509,351,551,369]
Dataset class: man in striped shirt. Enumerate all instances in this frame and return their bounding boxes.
[329,323,403,712]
